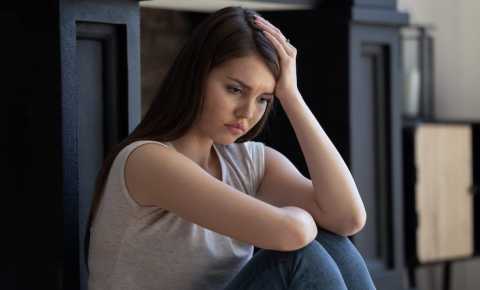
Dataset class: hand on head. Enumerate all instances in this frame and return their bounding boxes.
[252,15,300,103]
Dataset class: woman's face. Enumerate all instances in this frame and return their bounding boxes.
[195,54,276,144]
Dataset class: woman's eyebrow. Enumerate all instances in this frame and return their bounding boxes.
[226,76,274,95]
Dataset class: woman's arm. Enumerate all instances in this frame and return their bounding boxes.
[255,15,366,234]
[279,93,367,234]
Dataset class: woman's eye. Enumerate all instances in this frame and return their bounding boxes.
[259,97,272,104]
[227,86,242,94]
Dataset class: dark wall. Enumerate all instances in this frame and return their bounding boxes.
[140,8,193,115]
[3,2,63,289]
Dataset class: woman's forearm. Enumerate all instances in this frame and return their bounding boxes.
[279,92,367,233]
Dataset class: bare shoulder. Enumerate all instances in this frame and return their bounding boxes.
[124,142,182,205]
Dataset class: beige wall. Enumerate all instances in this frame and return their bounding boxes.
[399,0,480,121]
[398,2,480,289]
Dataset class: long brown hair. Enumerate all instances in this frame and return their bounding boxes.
[85,6,280,273]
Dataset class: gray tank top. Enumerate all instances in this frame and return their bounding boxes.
[87,140,265,290]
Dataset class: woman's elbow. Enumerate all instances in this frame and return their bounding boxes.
[335,212,367,237]
[348,211,367,236]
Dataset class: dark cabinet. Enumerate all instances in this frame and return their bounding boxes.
[3,1,142,290]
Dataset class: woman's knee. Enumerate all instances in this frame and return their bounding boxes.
[294,239,323,255]
[288,240,349,289]
[258,240,338,270]
[315,228,360,259]
[316,228,351,244]
[314,229,377,290]
[228,241,348,290]
[288,240,339,268]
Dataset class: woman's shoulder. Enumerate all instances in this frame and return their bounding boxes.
[126,139,172,150]
[116,140,176,171]
[119,140,173,157]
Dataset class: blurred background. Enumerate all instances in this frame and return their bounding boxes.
[3,0,479,289]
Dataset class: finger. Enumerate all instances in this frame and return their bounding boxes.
[254,17,286,42]
[256,21,296,57]
[255,16,282,35]
[254,19,294,54]
[262,30,289,60]
[285,42,297,57]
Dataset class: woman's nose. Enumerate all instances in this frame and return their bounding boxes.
[235,100,256,119]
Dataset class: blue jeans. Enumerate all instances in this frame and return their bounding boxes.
[224,228,376,290]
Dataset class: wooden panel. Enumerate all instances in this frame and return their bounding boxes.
[76,36,106,290]
[474,124,480,254]
[349,26,403,276]
[415,124,473,262]
[76,22,129,290]
[351,43,390,264]
[347,22,406,289]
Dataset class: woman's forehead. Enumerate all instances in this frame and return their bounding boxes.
[213,55,276,91]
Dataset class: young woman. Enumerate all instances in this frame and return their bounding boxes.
[86,6,376,290]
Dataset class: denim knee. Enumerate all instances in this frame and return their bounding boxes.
[270,239,324,262]
[293,239,323,256]
[224,240,348,290]
[286,240,349,290]
[315,228,363,265]
[314,229,377,290]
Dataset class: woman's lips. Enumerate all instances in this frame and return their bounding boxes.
[225,125,244,135]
